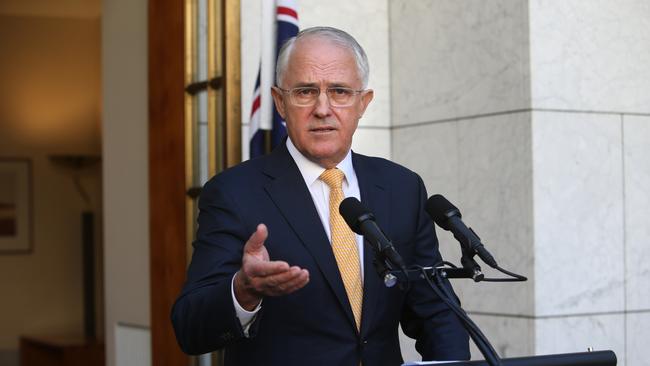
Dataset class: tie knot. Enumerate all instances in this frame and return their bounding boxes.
[319,168,345,189]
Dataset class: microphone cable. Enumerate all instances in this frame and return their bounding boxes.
[416,263,503,366]
[481,264,528,282]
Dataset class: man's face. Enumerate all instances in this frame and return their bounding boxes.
[272,37,374,168]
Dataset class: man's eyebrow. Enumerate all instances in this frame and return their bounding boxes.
[290,82,354,88]
[292,82,319,88]
[327,83,351,88]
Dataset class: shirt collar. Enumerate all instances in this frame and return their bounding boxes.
[286,137,355,187]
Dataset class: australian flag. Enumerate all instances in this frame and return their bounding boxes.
[248,0,299,159]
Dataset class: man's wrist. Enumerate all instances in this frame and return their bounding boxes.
[233,271,263,311]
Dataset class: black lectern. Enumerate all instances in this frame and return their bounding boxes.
[414,350,617,366]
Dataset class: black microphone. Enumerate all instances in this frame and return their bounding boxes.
[425,194,498,268]
[339,197,407,273]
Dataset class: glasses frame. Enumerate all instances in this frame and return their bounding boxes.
[275,86,367,107]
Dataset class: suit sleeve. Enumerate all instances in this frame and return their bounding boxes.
[171,177,262,355]
[400,174,471,361]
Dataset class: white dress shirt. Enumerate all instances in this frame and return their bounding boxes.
[231,138,365,335]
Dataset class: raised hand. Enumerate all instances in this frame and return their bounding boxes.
[234,224,310,310]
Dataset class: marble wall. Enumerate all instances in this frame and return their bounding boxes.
[531,111,627,363]
[390,0,650,365]
[532,111,624,317]
[389,0,531,125]
[390,0,536,360]
[394,113,534,317]
[528,1,650,364]
[624,115,650,315]
[529,0,650,113]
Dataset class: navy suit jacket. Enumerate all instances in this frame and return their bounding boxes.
[171,142,470,365]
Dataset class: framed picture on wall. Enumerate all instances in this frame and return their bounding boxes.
[0,158,33,254]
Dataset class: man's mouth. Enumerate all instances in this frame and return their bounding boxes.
[310,126,336,133]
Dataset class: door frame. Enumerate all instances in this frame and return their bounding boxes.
[148,1,241,365]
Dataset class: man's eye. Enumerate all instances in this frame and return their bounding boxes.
[295,88,317,96]
[331,88,352,96]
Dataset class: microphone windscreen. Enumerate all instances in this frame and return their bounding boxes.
[339,197,368,234]
[425,194,459,231]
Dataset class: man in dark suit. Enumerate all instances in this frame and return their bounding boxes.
[172,26,470,365]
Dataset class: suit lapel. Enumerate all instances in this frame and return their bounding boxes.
[353,153,391,338]
[262,144,357,330]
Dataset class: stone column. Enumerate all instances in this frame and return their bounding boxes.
[390,1,650,365]
[529,2,649,366]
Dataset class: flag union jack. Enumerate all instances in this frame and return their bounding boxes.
[249,0,299,159]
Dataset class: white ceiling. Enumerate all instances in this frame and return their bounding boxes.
[0,0,101,18]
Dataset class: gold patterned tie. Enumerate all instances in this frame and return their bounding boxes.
[320,168,363,330]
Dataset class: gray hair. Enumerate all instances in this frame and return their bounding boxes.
[275,26,370,88]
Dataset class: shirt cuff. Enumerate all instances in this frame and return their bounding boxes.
[231,273,262,337]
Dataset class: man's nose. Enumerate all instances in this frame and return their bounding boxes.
[312,91,332,117]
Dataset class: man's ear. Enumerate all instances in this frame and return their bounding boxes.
[271,87,287,119]
[358,89,374,118]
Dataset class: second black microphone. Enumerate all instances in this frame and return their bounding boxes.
[339,197,407,272]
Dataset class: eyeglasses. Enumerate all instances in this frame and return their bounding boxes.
[275,86,366,107]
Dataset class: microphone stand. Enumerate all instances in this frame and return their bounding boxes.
[370,245,401,289]
[460,248,485,282]
[366,231,525,365]
[388,265,503,366]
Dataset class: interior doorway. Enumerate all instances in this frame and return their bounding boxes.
[0,1,104,365]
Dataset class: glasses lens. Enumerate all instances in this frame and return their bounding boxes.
[327,88,355,106]
[290,87,319,106]
[286,87,360,107]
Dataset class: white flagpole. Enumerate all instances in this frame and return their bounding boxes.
[259,0,276,131]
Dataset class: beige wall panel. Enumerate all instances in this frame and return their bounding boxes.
[102,0,150,365]
[390,0,530,126]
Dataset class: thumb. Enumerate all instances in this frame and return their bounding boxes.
[245,223,268,253]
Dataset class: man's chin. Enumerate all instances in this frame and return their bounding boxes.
[304,147,347,168]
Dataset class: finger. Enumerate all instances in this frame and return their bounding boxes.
[260,267,309,294]
[259,266,301,286]
[276,269,310,294]
[245,223,268,252]
[246,259,290,277]
[265,274,309,296]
